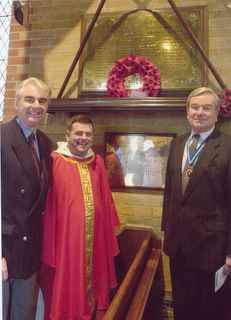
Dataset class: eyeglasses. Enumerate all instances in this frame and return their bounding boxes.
[23,96,48,106]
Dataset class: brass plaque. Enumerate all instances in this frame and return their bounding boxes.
[80,8,206,92]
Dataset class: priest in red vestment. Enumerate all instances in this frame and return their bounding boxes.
[39,114,120,320]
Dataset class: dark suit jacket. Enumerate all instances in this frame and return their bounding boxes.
[162,129,231,272]
[1,118,52,279]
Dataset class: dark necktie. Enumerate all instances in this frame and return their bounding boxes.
[28,133,41,177]
[182,134,200,194]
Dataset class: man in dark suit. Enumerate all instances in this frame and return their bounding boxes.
[1,77,53,320]
[161,87,231,320]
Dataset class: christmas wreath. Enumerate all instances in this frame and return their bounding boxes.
[107,54,161,97]
[220,89,231,118]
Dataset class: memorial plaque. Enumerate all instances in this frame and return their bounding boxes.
[104,132,176,189]
[80,7,206,93]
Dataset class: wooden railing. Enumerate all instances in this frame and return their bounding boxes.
[96,226,163,320]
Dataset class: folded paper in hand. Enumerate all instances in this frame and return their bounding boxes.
[215,264,230,292]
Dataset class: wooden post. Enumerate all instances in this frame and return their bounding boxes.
[168,0,227,90]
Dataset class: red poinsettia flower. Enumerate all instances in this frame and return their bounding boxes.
[219,89,231,118]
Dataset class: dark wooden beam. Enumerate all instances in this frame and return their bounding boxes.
[57,0,107,98]
[168,0,227,90]
[48,96,187,113]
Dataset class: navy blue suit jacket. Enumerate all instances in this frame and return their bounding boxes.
[162,129,231,272]
[1,118,52,278]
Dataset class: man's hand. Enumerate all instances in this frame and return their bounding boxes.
[225,255,231,273]
[2,257,8,281]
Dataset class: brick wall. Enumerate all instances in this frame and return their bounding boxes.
[4,0,231,236]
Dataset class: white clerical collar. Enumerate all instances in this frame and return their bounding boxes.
[55,141,94,159]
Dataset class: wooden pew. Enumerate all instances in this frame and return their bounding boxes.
[96,226,163,320]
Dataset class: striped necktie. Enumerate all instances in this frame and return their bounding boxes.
[182,134,200,194]
[28,132,41,177]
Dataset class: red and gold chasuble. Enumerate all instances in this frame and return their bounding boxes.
[40,147,120,320]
